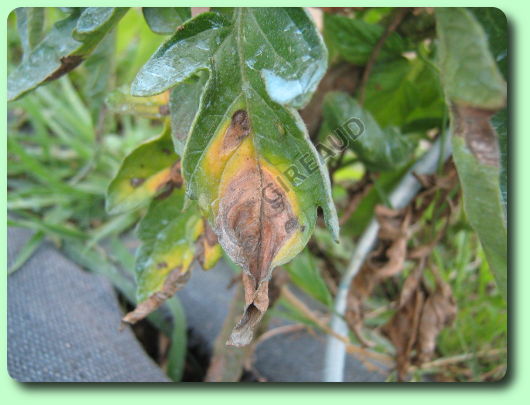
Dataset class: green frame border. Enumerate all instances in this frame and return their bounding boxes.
[2,0,525,401]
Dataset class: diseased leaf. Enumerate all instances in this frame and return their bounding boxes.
[134,190,198,304]
[106,123,181,215]
[132,8,338,346]
[8,7,128,101]
[143,7,191,35]
[15,7,45,58]
[123,188,221,324]
[436,8,507,299]
[471,8,508,209]
[322,91,415,171]
[323,13,406,65]
[196,219,223,270]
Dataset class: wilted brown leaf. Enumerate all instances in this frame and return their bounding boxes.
[382,288,424,381]
[122,268,191,325]
[416,270,457,363]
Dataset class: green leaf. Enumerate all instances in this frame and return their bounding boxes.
[323,13,406,65]
[8,7,128,101]
[83,29,116,121]
[169,72,207,155]
[436,8,506,110]
[106,123,180,215]
[322,91,415,171]
[436,8,507,299]
[285,248,332,306]
[132,8,338,345]
[105,86,169,118]
[363,56,446,129]
[15,7,45,58]
[143,7,191,35]
[165,297,187,381]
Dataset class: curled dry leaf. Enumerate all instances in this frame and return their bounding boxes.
[345,205,412,346]
[382,288,425,381]
[382,267,457,380]
[416,271,457,363]
[122,268,191,325]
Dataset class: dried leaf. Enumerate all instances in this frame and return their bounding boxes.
[416,272,457,363]
[382,288,425,381]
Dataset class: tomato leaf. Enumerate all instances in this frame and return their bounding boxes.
[106,123,181,215]
[143,7,191,35]
[169,72,207,155]
[15,7,45,58]
[436,7,507,299]
[8,7,128,101]
[322,91,415,171]
[122,189,222,324]
[323,13,406,65]
[132,8,338,346]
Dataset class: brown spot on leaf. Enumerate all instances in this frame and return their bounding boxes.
[284,218,298,233]
[122,268,191,325]
[45,55,84,82]
[222,110,250,152]
[130,177,145,188]
[155,161,183,200]
[196,219,219,269]
[452,104,500,167]
[159,105,170,116]
[157,261,168,269]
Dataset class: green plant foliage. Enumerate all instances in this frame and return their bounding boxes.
[285,248,332,306]
[169,72,207,155]
[323,13,406,65]
[143,7,191,35]
[8,7,128,100]
[436,7,507,299]
[15,7,45,57]
[322,91,415,171]
[436,8,506,110]
[363,56,446,129]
